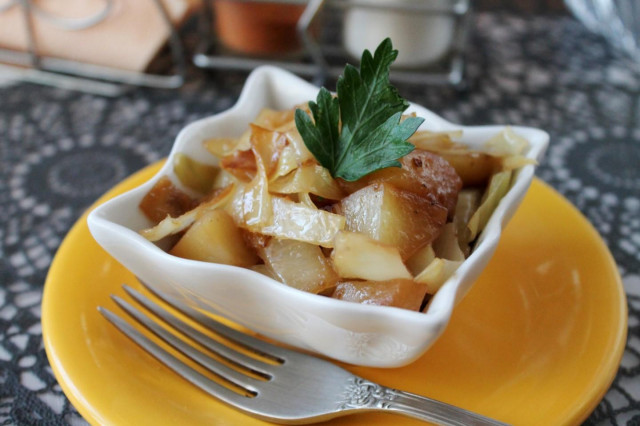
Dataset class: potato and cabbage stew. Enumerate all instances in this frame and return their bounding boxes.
[138,40,533,312]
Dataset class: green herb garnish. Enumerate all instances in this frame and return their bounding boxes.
[295,38,424,182]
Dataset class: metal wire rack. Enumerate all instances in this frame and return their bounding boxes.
[0,0,188,96]
[0,0,471,94]
[194,0,472,88]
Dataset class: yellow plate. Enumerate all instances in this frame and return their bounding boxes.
[42,163,627,426]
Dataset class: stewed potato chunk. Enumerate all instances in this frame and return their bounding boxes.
[258,238,337,293]
[170,209,259,267]
[331,231,412,281]
[338,149,462,216]
[336,182,447,259]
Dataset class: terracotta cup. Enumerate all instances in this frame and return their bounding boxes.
[212,0,307,56]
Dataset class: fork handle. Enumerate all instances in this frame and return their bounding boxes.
[341,378,509,426]
[382,388,510,426]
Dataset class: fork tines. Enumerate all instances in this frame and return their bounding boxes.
[99,284,285,403]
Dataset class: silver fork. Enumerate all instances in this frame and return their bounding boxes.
[98,284,509,426]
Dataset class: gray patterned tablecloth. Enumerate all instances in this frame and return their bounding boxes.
[1,11,639,425]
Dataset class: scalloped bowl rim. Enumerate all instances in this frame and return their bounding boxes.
[87,66,549,367]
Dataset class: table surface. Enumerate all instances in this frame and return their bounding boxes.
[1,5,639,426]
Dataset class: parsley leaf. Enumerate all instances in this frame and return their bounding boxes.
[295,38,424,182]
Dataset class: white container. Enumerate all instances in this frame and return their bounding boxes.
[342,0,456,68]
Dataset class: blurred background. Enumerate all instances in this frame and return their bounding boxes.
[1,0,637,94]
[0,0,598,95]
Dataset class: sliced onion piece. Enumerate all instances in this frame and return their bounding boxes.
[270,163,344,200]
[283,127,315,164]
[297,192,317,209]
[483,127,529,156]
[270,143,300,182]
[410,130,465,152]
[220,149,257,182]
[242,145,272,228]
[252,108,296,131]
[501,154,537,171]
[414,258,463,294]
[250,124,289,178]
[467,170,513,240]
[204,128,251,158]
[432,223,465,261]
[256,196,345,247]
[406,244,436,277]
[453,188,482,255]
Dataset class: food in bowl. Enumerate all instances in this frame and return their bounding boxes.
[88,40,548,367]
[137,39,535,312]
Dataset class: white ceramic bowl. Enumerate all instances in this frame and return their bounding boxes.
[88,66,548,367]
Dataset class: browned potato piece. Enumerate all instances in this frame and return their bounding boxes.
[336,183,447,259]
[339,149,462,216]
[139,176,195,224]
[170,209,259,267]
[259,238,337,293]
[140,184,236,243]
[332,280,428,311]
[399,150,463,214]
